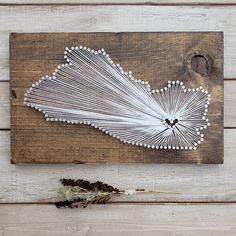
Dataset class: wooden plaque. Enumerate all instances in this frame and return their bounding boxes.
[10,32,223,164]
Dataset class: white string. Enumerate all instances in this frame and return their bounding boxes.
[24,46,211,150]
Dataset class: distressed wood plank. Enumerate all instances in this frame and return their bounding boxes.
[1,81,236,129]
[0,6,236,80]
[1,0,236,4]
[0,83,9,129]
[224,82,236,127]
[0,129,235,202]
[0,204,236,236]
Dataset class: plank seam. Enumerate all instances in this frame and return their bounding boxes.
[1,201,236,205]
[1,3,236,6]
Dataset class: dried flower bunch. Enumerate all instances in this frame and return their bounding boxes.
[55,179,120,208]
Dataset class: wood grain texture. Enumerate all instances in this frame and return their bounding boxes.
[1,81,236,128]
[10,32,223,164]
[0,204,236,236]
[0,6,236,81]
[0,129,235,202]
[1,0,236,4]
[0,83,10,129]
[0,3,235,235]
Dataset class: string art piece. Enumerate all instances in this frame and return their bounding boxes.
[24,46,211,150]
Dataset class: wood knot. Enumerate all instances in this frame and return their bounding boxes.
[186,51,212,76]
[11,89,17,99]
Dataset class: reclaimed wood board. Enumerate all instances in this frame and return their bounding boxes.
[1,204,236,236]
[10,32,223,164]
